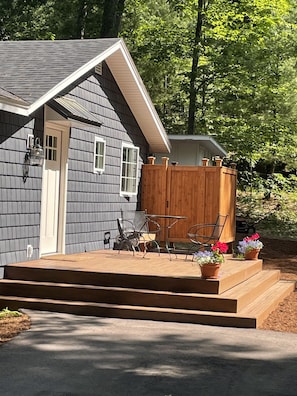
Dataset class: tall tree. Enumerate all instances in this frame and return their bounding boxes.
[121,0,194,134]
[100,0,125,37]
[121,0,297,171]
[188,0,206,134]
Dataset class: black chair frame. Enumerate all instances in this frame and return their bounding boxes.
[116,211,161,257]
[186,214,228,260]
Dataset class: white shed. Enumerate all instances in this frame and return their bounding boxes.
[154,134,227,166]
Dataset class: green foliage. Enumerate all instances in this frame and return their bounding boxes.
[237,190,297,239]
[1,0,297,173]
[0,0,55,40]
[0,307,23,318]
[121,0,297,174]
[121,0,193,133]
[0,0,105,40]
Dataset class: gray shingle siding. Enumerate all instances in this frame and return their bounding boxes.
[0,60,150,264]
[64,63,149,254]
[0,109,44,266]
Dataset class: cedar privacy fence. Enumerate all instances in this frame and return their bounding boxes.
[141,157,237,244]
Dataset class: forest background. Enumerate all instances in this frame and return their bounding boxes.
[1,0,297,238]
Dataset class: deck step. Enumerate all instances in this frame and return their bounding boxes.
[1,254,295,328]
[0,270,281,314]
[222,270,280,312]
[238,280,296,326]
[0,280,294,328]
[3,258,263,294]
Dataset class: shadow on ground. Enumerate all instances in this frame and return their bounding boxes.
[0,311,296,396]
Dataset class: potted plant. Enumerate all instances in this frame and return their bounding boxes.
[237,233,263,260]
[193,241,228,279]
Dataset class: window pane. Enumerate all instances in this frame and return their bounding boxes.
[44,134,58,161]
[94,139,105,172]
[123,147,128,162]
[121,146,138,194]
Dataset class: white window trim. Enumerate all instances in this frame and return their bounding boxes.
[120,143,139,196]
[94,136,106,174]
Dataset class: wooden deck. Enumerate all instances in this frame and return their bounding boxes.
[0,250,295,328]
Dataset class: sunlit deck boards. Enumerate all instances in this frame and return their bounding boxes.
[1,250,295,328]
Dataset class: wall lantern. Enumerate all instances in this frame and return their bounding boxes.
[23,135,44,182]
[26,136,44,167]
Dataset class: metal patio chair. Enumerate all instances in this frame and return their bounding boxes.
[116,218,140,255]
[116,211,160,257]
[133,210,161,256]
[186,214,228,260]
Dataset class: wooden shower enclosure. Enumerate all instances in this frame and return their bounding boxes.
[141,157,237,243]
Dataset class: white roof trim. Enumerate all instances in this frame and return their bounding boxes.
[168,134,227,156]
[0,101,28,115]
[1,39,170,153]
[106,42,170,153]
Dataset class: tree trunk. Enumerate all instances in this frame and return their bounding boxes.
[187,0,204,135]
[100,0,125,38]
[77,0,88,39]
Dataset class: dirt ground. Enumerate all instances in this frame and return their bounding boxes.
[0,314,31,344]
[0,237,296,344]
[258,236,297,333]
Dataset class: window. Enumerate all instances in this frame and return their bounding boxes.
[120,144,139,195]
[45,134,58,161]
[94,137,106,173]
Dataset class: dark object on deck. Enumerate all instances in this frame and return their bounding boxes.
[103,232,111,249]
[236,218,256,235]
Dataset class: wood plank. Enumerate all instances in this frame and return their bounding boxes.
[222,270,280,311]
[141,162,237,243]
[1,250,294,329]
[238,280,296,327]
[4,253,263,295]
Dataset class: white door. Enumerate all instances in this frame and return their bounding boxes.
[40,128,62,255]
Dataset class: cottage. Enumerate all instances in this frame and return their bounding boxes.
[0,38,170,269]
[155,134,227,166]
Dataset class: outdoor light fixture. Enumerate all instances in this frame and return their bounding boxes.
[25,136,44,167]
[23,135,44,182]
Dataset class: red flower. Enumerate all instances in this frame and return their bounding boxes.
[244,233,260,242]
[211,241,228,254]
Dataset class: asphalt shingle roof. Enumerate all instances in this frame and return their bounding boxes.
[0,38,170,153]
[0,38,120,104]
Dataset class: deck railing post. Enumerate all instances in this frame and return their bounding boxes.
[162,156,169,169]
[215,157,223,167]
[147,156,155,165]
[202,158,209,166]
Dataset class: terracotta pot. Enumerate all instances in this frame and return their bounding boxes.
[200,263,221,279]
[244,249,260,260]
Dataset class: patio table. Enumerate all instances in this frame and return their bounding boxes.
[146,214,187,259]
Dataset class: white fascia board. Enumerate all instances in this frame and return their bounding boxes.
[120,42,161,125]
[169,135,227,156]
[26,40,124,116]
[0,102,29,116]
[107,41,170,152]
[121,43,170,152]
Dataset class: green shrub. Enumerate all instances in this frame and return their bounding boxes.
[0,307,23,318]
[237,190,297,239]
